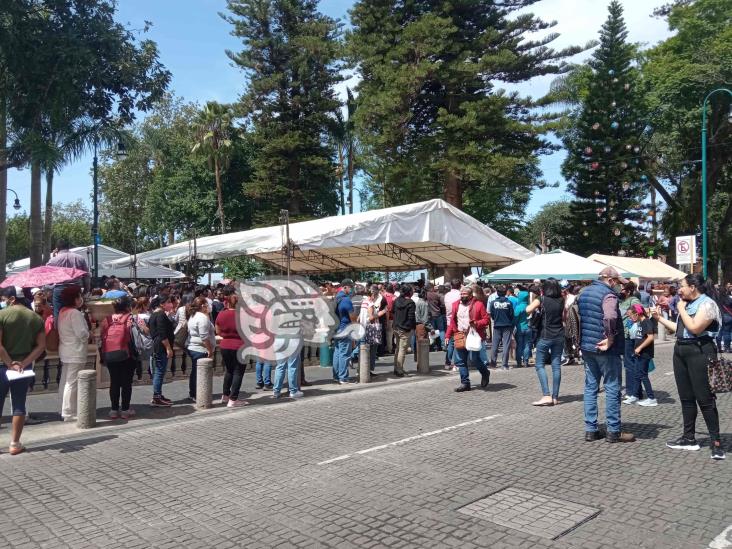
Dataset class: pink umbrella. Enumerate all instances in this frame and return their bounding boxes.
[0,266,88,289]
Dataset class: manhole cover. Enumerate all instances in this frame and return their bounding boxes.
[457,487,600,540]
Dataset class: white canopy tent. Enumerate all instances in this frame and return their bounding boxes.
[7,245,185,280]
[588,254,686,282]
[107,199,533,273]
[485,249,635,281]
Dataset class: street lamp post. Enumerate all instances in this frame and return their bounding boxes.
[6,188,21,210]
[701,88,732,279]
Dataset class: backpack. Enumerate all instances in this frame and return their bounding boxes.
[102,313,133,363]
[131,315,153,361]
[45,315,60,352]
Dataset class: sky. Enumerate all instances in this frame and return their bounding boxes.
[6,0,674,224]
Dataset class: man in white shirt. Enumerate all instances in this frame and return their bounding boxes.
[443,278,462,368]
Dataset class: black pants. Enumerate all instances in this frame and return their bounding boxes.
[221,349,245,400]
[673,340,720,442]
[107,359,136,411]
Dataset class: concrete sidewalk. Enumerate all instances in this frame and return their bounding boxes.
[1,351,457,446]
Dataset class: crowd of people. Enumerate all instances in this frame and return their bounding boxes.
[0,241,727,461]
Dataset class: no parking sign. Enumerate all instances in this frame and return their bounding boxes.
[675,235,695,265]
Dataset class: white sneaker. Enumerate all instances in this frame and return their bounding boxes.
[221,395,230,405]
[637,398,658,407]
[227,399,249,408]
[109,410,119,419]
[622,396,638,405]
[289,391,304,399]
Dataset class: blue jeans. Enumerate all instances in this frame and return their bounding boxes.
[187,349,208,399]
[583,351,622,433]
[535,337,564,399]
[332,337,351,382]
[515,328,532,367]
[479,341,489,369]
[255,361,272,385]
[445,337,454,365]
[623,339,636,393]
[634,356,655,399]
[274,355,300,395]
[490,326,513,368]
[717,315,732,349]
[453,347,489,387]
[0,366,31,416]
[152,349,168,397]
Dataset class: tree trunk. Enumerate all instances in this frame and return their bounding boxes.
[444,170,462,209]
[347,140,355,214]
[29,159,43,267]
[43,169,53,263]
[214,156,225,234]
[288,160,301,216]
[338,147,346,215]
[167,230,175,246]
[0,90,7,281]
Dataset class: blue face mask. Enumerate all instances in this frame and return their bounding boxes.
[0,301,6,309]
[349,287,355,296]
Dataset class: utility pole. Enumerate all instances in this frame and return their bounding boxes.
[279,209,291,279]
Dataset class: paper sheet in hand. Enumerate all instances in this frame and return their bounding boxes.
[5,369,35,382]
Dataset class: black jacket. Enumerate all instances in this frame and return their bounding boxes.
[393,296,416,331]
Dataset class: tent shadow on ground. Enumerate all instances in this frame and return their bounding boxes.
[25,434,118,454]
[98,405,196,422]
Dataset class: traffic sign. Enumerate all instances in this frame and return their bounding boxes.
[675,235,695,265]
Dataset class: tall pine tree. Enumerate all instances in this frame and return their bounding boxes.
[224,0,342,224]
[563,1,651,256]
[347,0,584,235]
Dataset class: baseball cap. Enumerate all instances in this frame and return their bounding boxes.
[340,278,355,287]
[30,287,43,296]
[599,266,628,284]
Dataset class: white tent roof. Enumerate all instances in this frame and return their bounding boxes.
[485,249,635,281]
[107,199,533,273]
[588,254,686,281]
[7,245,185,280]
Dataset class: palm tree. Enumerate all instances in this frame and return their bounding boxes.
[328,88,358,215]
[191,102,233,234]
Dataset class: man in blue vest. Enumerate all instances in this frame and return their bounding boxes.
[578,266,636,443]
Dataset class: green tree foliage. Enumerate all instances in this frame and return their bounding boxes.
[220,257,265,280]
[561,1,651,256]
[224,0,342,225]
[5,201,92,263]
[0,0,169,267]
[518,201,574,252]
[98,96,254,252]
[347,0,585,235]
[191,102,235,233]
[642,0,732,278]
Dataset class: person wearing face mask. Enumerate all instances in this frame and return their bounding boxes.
[578,267,635,443]
[654,273,725,460]
[445,286,490,392]
[618,281,641,399]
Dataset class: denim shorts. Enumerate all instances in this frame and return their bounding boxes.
[0,366,32,416]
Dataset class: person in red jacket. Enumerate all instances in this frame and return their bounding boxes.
[446,286,491,392]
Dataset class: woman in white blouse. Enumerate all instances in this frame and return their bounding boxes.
[185,296,215,402]
[57,286,89,421]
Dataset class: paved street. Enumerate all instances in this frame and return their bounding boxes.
[1,344,730,549]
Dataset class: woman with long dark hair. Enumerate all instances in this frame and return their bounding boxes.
[215,287,248,407]
[654,273,725,460]
[526,278,565,406]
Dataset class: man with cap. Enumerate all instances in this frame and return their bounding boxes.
[332,279,358,384]
[577,266,635,443]
[0,287,46,455]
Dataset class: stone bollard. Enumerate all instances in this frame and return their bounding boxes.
[77,369,97,429]
[417,339,430,375]
[359,343,371,384]
[196,358,214,409]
